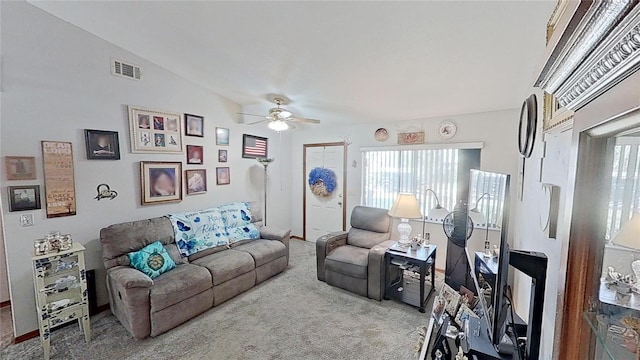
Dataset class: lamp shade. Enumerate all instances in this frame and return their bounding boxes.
[612,213,640,250]
[388,193,422,219]
[428,206,450,220]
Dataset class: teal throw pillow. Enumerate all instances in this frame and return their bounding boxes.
[128,241,177,279]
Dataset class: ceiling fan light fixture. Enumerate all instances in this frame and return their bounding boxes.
[268,120,289,132]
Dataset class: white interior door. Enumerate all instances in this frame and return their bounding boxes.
[305,145,345,242]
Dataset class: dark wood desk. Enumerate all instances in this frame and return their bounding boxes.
[384,244,436,313]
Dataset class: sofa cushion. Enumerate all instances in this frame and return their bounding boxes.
[150,263,212,311]
[191,249,255,286]
[347,228,390,249]
[169,208,229,257]
[324,245,369,279]
[128,241,177,279]
[233,239,287,267]
[100,216,174,269]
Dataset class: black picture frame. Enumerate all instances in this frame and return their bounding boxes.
[218,149,228,163]
[84,129,120,160]
[216,167,230,185]
[242,134,268,159]
[185,113,204,137]
[8,185,41,212]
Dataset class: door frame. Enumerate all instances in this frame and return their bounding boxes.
[303,142,348,241]
[558,106,640,359]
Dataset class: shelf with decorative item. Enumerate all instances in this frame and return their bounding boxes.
[584,311,639,360]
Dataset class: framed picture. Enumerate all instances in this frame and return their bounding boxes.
[543,92,574,133]
[5,156,36,180]
[454,303,479,327]
[218,149,228,163]
[242,134,268,159]
[185,169,207,195]
[186,145,204,165]
[216,167,230,185]
[216,127,229,145]
[440,283,461,316]
[8,185,41,212]
[185,113,204,137]
[42,141,76,218]
[84,129,120,160]
[432,293,446,324]
[140,161,182,205]
[128,106,183,154]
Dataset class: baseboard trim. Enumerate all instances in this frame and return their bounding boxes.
[0,300,10,308]
[14,329,39,344]
[13,303,111,344]
[291,235,304,241]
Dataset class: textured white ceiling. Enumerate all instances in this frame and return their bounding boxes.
[29,1,555,124]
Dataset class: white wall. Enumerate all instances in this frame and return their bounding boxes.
[0,1,292,337]
[289,109,521,270]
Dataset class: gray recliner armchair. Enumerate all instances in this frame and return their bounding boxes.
[316,206,396,300]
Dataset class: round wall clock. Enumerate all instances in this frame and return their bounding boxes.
[438,121,457,139]
[518,94,538,158]
[374,128,388,141]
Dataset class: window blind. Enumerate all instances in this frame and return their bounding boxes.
[606,143,640,239]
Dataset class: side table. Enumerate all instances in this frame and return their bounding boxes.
[31,243,90,360]
[384,243,437,313]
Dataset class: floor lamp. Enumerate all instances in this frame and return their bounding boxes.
[469,192,490,254]
[422,189,450,241]
[257,158,275,226]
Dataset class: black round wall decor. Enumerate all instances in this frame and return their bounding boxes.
[518,94,538,158]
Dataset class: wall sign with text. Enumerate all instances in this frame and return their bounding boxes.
[42,141,77,218]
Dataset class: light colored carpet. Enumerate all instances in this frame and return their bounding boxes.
[1,306,13,349]
[2,239,438,360]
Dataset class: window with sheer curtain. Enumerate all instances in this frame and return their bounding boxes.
[361,147,499,224]
[605,139,640,240]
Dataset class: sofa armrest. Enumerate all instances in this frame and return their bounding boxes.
[260,226,291,265]
[316,231,348,282]
[108,266,153,289]
[367,240,397,301]
[106,266,153,339]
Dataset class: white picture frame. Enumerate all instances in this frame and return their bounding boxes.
[129,105,184,154]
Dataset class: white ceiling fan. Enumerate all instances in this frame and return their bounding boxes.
[238,95,321,131]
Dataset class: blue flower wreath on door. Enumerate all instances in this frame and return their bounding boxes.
[308,167,337,197]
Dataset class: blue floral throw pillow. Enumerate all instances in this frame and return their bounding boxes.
[169,208,229,257]
[128,241,176,279]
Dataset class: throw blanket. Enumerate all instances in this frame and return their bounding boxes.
[169,208,229,257]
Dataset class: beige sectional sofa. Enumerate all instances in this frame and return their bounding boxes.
[99,204,290,339]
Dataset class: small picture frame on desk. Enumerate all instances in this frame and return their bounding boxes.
[440,283,461,316]
[454,303,479,327]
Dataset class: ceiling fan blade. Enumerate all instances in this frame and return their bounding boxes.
[247,119,267,125]
[237,112,267,118]
[285,122,297,130]
[290,117,321,124]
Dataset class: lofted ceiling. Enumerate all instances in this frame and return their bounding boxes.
[29,1,555,124]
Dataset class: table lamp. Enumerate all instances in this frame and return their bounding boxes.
[389,193,423,246]
[611,213,640,287]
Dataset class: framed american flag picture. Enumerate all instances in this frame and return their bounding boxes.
[242,134,268,159]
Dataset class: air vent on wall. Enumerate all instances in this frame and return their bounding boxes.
[111,58,141,80]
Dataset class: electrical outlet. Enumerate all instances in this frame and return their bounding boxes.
[424,233,430,241]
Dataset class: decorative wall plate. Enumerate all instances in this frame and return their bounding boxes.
[374,128,388,141]
[438,121,457,139]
